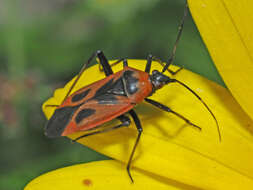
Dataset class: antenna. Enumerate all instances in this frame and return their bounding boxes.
[170,78,221,141]
[162,2,189,73]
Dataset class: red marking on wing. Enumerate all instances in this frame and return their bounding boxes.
[61,97,134,136]
[61,73,119,107]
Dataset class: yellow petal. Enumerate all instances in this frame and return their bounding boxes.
[43,60,253,189]
[24,160,193,190]
[188,0,253,120]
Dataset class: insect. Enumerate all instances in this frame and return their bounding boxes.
[44,3,221,182]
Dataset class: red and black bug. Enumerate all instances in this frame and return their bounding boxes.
[44,3,221,182]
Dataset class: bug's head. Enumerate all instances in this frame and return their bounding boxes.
[150,69,222,141]
[150,70,174,90]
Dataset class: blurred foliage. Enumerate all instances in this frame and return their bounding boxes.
[0,0,223,189]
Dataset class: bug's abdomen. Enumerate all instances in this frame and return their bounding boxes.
[61,99,134,136]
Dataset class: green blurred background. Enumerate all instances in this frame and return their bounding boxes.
[0,0,224,189]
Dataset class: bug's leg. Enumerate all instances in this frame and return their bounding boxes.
[145,55,182,75]
[127,109,143,183]
[162,2,188,73]
[62,50,112,103]
[168,67,183,76]
[99,58,124,72]
[144,54,153,73]
[123,59,128,67]
[99,55,153,74]
[168,79,221,141]
[145,98,201,130]
[72,115,131,142]
[97,50,113,76]
[152,56,182,75]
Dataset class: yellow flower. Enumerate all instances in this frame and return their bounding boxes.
[188,0,253,120]
[25,0,253,189]
[25,160,191,190]
[26,59,253,190]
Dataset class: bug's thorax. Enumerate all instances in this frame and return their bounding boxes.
[119,67,153,103]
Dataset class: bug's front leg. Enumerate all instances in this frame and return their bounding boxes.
[145,98,201,130]
[151,56,183,75]
[46,50,113,108]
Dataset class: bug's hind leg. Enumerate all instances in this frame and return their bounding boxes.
[145,98,201,130]
[62,50,112,103]
[45,51,113,112]
[72,115,131,142]
[127,109,143,183]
